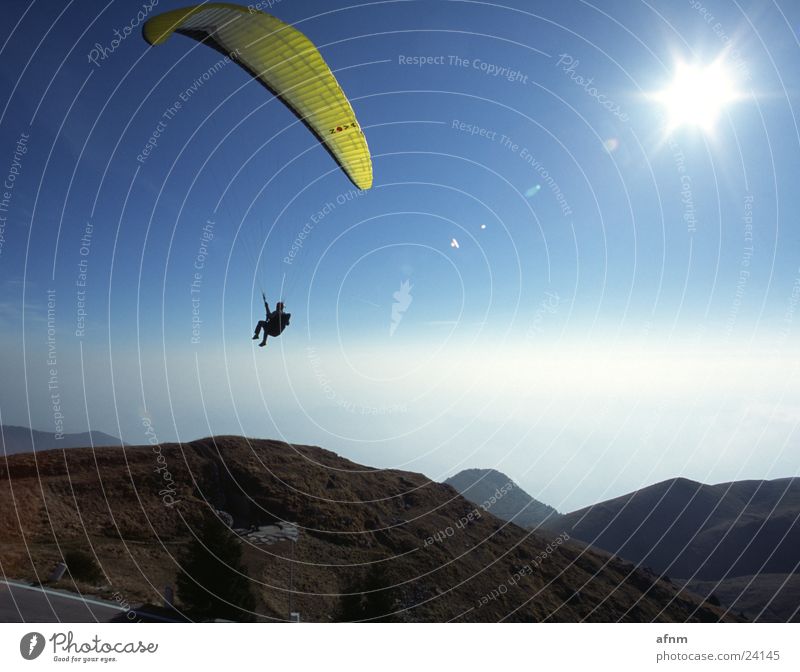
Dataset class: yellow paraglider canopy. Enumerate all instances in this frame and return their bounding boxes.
[143,2,373,190]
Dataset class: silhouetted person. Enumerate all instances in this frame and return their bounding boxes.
[253,294,291,347]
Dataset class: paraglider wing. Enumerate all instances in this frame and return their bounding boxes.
[143,3,373,190]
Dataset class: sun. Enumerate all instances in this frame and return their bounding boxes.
[654,58,740,133]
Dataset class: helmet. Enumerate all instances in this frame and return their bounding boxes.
[276,302,285,311]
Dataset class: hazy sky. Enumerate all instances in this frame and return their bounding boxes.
[1,0,798,511]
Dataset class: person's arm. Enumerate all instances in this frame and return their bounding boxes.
[262,293,271,319]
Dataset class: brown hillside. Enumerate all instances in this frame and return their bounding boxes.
[0,437,734,622]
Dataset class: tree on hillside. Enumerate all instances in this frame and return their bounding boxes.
[175,514,257,621]
[64,549,102,583]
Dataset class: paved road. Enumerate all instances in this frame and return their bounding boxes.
[0,580,175,622]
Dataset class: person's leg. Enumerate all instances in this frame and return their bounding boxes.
[259,334,268,347]
[253,320,266,339]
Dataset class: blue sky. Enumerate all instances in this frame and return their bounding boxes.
[1,0,799,510]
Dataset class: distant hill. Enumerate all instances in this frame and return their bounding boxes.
[0,438,730,622]
[554,476,800,581]
[0,425,122,456]
[683,574,800,623]
[444,468,560,529]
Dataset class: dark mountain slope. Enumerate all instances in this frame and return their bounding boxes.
[555,477,800,580]
[0,438,733,622]
[445,468,560,528]
[1,425,122,456]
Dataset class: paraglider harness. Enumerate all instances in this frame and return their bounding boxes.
[265,306,290,337]
[255,293,290,344]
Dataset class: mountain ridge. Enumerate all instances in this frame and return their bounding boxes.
[0,437,731,622]
[1,425,122,456]
[555,474,800,579]
[445,467,560,529]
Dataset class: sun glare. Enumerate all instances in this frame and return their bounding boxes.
[654,59,739,132]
